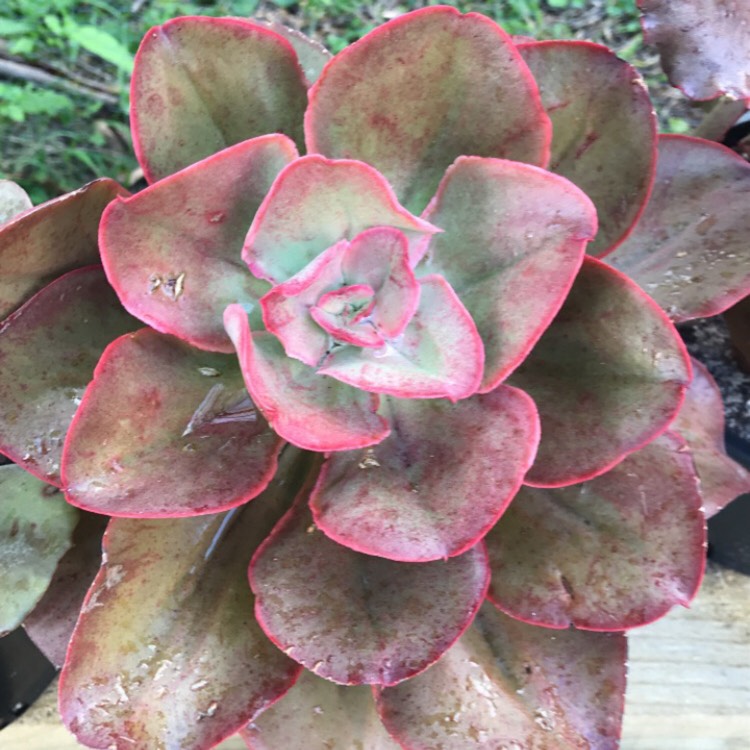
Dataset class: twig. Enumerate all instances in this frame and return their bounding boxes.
[693,97,748,142]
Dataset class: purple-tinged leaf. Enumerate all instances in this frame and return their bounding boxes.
[672,358,750,518]
[311,386,539,562]
[62,328,283,517]
[639,0,750,100]
[511,256,691,487]
[241,671,400,750]
[377,602,626,750]
[420,156,596,393]
[100,135,297,353]
[59,449,313,750]
[486,433,706,630]
[0,267,139,486]
[0,179,32,224]
[243,155,438,284]
[225,305,390,451]
[256,21,332,85]
[131,16,307,182]
[305,6,551,213]
[0,178,126,319]
[517,40,657,257]
[607,135,750,322]
[0,465,78,635]
[250,498,489,686]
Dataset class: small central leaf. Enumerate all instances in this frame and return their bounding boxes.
[311,284,383,348]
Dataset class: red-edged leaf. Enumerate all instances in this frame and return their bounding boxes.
[639,0,750,100]
[100,136,297,353]
[311,385,539,562]
[224,304,390,451]
[0,267,138,486]
[256,21,332,86]
[131,16,307,182]
[0,179,126,319]
[419,156,596,393]
[312,285,383,348]
[487,433,706,630]
[62,328,283,518]
[511,256,691,487]
[241,671,400,750]
[243,155,438,284]
[517,41,657,257]
[672,358,750,518]
[377,602,626,750]
[319,275,484,401]
[0,179,32,224]
[59,449,313,750]
[305,6,551,213]
[607,135,750,322]
[250,498,489,686]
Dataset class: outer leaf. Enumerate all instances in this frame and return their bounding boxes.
[517,41,656,257]
[486,433,706,630]
[0,465,78,634]
[100,135,297,352]
[511,256,691,487]
[377,602,626,750]
[0,179,32,224]
[0,178,126,319]
[672,358,750,518]
[0,267,138,486]
[305,6,551,213]
[419,156,596,392]
[131,17,307,182]
[311,385,539,562]
[250,498,489,686]
[256,21,332,85]
[606,135,750,322]
[241,671,400,750]
[225,304,390,451]
[59,449,312,750]
[62,328,283,517]
[639,0,750,100]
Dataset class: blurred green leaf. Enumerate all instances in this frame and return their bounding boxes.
[0,18,32,35]
[65,24,134,73]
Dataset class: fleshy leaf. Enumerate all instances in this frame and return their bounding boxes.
[250,498,489,686]
[672,358,750,518]
[59,448,312,750]
[419,156,596,392]
[639,0,750,100]
[241,671,400,750]
[256,21,332,85]
[0,179,32,224]
[517,41,656,257]
[377,602,626,750]
[319,275,484,401]
[62,328,283,517]
[511,256,691,487]
[0,178,126,319]
[100,135,297,352]
[131,16,307,182]
[305,6,551,213]
[486,433,706,630]
[311,385,539,562]
[243,155,438,284]
[225,305,390,451]
[0,267,139,486]
[606,135,750,322]
[0,465,78,635]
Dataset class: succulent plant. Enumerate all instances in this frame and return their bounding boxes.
[2,6,750,749]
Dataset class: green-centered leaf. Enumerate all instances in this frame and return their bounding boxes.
[486,433,705,630]
[606,135,750,322]
[0,267,139,486]
[256,21,332,85]
[250,498,489,686]
[0,464,78,635]
[62,328,284,518]
[0,178,126,320]
[517,41,657,257]
[376,602,626,750]
[510,256,691,487]
[131,17,307,182]
[305,6,551,213]
[0,179,32,224]
[100,136,296,352]
[59,448,313,750]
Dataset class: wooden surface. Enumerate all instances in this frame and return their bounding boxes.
[3,562,749,749]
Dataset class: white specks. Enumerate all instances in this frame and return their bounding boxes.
[358,448,380,469]
[312,705,324,715]
[114,676,129,704]
[105,564,125,589]
[198,367,221,377]
[533,708,556,731]
[190,679,209,691]
[306,524,316,534]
